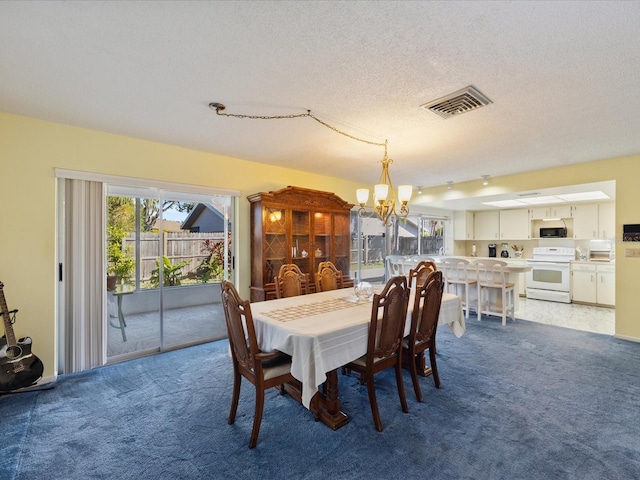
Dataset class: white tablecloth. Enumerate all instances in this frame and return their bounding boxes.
[250,288,464,409]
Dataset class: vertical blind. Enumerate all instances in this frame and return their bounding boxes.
[62,178,106,373]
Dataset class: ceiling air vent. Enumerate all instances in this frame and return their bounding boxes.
[420,86,492,119]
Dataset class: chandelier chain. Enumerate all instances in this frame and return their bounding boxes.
[210,101,407,225]
[212,105,386,150]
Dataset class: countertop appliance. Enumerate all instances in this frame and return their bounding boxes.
[500,242,509,258]
[588,239,613,262]
[540,227,567,238]
[488,244,497,257]
[526,247,576,303]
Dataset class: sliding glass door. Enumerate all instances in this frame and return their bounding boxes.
[106,185,234,361]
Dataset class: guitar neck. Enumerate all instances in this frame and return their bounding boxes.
[0,282,18,347]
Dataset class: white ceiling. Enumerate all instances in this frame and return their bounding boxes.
[0,1,636,208]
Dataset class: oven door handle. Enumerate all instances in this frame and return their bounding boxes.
[527,261,570,267]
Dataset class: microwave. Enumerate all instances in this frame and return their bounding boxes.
[540,227,567,238]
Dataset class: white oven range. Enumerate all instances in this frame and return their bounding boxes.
[526,247,576,303]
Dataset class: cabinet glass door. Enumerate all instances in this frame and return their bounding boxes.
[264,207,287,287]
[333,212,350,275]
[313,211,331,273]
[291,209,311,278]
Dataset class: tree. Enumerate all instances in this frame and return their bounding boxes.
[108,196,135,232]
[107,197,135,286]
[141,199,195,231]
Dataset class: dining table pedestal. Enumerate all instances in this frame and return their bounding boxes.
[282,370,349,430]
[402,350,433,377]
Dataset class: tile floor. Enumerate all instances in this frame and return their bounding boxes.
[514,296,615,335]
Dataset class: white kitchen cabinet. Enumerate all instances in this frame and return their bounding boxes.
[500,208,530,240]
[598,203,615,239]
[571,263,596,303]
[529,205,572,220]
[473,210,500,240]
[596,264,615,306]
[571,263,615,306]
[572,204,599,239]
[454,211,475,240]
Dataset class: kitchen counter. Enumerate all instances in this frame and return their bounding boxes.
[425,256,531,272]
[402,256,530,310]
[571,259,615,265]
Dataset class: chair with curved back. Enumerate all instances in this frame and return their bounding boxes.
[403,270,445,402]
[385,255,407,280]
[472,259,515,326]
[342,275,411,432]
[274,263,308,298]
[220,280,295,449]
[315,261,342,292]
[407,260,438,288]
[440,257,477,319]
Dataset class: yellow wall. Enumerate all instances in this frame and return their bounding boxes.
[0,112,364,380]
[2,111,639,382]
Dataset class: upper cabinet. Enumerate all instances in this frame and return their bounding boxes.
[454,211,475,240]
[529,205,572,220]
[499,209,530,240]
[571,203,615,240]
[455,202,614,242]
[473,210,500,240]
[598,203,615,239]
[248,186,353,302]
[572,204,599,239]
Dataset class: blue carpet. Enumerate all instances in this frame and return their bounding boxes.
[2,314,640,479]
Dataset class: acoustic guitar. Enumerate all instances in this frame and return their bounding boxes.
[0,281,44,392]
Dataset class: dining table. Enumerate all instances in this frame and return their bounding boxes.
[250,285,465,430]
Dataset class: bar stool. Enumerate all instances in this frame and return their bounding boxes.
[440,257,477,319]
[472,259,515,326]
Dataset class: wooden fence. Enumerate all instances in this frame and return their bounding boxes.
[124,232,226,281]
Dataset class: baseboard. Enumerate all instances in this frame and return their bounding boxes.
[613,333,640,344]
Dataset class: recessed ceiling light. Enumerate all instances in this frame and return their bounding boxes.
[482,200,526,208]
[519,196,566,205]
[556,191,610,202]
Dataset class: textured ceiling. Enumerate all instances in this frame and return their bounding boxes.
[1,1,638,201]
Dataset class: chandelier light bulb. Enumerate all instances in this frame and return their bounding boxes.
[356,188,369,205]
[398,185,413,203]
[374,184,389,201]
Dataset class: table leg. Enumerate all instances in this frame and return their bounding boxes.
[109,294,127,342]
[117,295,127,342]
[402,350,432,377]
[282,369,349,430]
[311,369,349,430]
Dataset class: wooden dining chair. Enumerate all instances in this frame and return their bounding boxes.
[315,261,342,292]
[343,275,410,432]
[403,270,444,402]
[407,260,438,288]
[274,263,308,298]
[220,280,295,449]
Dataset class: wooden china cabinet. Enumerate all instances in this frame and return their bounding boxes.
[247,186,354,301]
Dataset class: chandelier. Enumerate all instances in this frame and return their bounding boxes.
[209,102,411,225]
[356,140,412,226]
